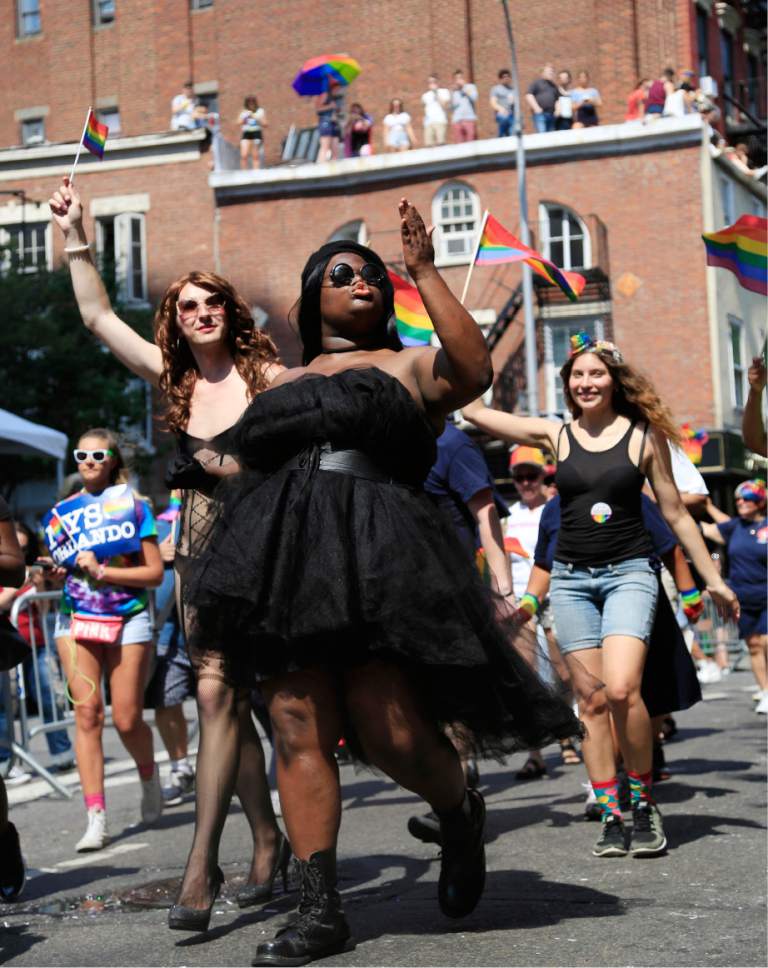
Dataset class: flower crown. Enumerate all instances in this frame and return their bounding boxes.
[569,331,624,364]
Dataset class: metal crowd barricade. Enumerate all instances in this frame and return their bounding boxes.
[2,589,73,797]
[695,594,747,669]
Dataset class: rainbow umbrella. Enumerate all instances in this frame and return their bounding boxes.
[292,54,361,96]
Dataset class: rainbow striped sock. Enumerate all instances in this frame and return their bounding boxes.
[627,769,654,806]
[592,778,622,819]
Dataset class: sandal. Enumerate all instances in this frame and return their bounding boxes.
[560,740,581,766]
[515,757,547,781]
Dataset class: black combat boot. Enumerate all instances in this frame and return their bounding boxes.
[251,848,355,966]
[437,788,486,919]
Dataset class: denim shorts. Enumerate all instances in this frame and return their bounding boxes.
[54,609,152,646]
[550,557,658,653]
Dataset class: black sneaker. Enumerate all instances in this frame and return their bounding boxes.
[592,815,627,857]
[630,802,667,856]
[162,769,195,807]
[407,811,442,846]
[0,822,26,902]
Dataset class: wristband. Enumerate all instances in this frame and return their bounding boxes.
[680,587,702,606]
[95,564,106,581]
[64,242,91,254]
[519,593,540,617]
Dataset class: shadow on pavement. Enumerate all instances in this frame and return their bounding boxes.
[663,811,766,848]
[340,861,622,942]
[0,924,46,965]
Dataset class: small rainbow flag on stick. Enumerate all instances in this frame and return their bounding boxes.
[702,215,767,297]
[463,212,586,303]
[69,107,109,182]
[388,270,434,346]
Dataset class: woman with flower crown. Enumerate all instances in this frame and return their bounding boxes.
[462,331,739,859]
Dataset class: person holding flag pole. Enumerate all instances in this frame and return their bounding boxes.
[48,173,287,932]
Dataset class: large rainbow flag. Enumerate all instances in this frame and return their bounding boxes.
[475,214,586,302]
[702,214,767,296]
[388,270,434,346]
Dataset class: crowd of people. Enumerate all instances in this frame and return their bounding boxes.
[169,60,762,171]
[0,173,763,966]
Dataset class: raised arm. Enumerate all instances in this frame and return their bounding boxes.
[399,199,492,411]
[742,356,767,457]
[645,428,737,619]
[461,397,561,452]
[49,178,163,386]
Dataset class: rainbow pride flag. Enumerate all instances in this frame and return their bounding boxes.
[388,270,434,346]
[702,215,767,296]
[82,109,109,159]
[158,490,183,522]
[475,214,586,302]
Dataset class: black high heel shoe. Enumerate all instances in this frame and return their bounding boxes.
[236,833,292,909]
[168,866,224,932]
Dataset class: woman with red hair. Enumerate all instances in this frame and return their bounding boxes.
[49,177,287,932]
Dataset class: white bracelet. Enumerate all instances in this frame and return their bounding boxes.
[64,242,91,254]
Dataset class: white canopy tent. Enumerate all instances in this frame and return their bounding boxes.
[0,408,67,485]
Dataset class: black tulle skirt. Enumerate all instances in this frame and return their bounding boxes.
[183,461,584,762]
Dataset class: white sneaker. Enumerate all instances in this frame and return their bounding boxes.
[696,660,721,684]
[76,809,109,852]
[140,767,163,825]
[4,764,32,786]
[755,693,768,716]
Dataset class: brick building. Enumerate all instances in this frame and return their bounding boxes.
[2,0,766,511]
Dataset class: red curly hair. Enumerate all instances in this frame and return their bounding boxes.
[153,271,279,433]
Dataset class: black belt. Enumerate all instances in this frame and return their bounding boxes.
[283,443,397,484]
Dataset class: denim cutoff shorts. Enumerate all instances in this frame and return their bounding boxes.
[550,557,658,654]
[54,609,152,646]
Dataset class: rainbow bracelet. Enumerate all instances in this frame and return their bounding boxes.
[680,587,702,606]
[519,593,540,617]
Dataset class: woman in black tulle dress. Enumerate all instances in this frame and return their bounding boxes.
[186,199,581,966]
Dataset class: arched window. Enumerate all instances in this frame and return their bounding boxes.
[432,182,480,265]
[538,203,590,270]
[326,220,368,245]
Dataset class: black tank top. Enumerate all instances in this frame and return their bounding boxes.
[554,421,652,567]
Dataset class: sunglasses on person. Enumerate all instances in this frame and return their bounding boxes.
[73,449,114,464]
[321,263,387,289]
[177,292,227,320]
[512,471,542,484]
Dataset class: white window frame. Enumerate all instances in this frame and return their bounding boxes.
[16,0,42,37]
[191,0,214,8]
[92,0,115,26]
[0,220,52,274]
[96,105,121,135]
[727,315,747,411]
[538,203,591,270]
[20,117,45,146]
[543,316,605,416]
[95,211,148,305]
[718,175,734,224]
[432,182,481,267]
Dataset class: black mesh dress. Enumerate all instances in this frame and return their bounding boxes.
[166,425,244,685]
[183,367,582,760]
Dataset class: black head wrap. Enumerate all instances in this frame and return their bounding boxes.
[293,240,401,365]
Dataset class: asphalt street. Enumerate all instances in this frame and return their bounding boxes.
[1,669,766,968]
